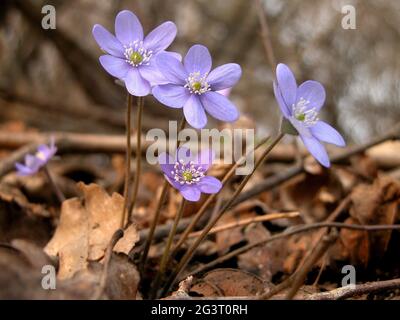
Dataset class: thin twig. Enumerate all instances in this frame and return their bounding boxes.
[308,278,400,300]
[92,228,124,300]
[43,165,66,203]
[285,229,339,299]
[190,222,400,281]
[255,0,276,69]
[187,211,299,239]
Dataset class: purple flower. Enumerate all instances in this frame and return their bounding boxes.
[273,63,345,167]
[92,10,178,96]
[15,139,57,176]
[152,44,242,129]
[158,147,222,202]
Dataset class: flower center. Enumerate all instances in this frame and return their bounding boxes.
[124,41,152,67]
[171,160,205,185]
[35,151,46,161]
[292,97,319,127]
[184,72,210,95]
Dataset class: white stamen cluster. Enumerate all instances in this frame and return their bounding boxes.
[35,151,47,161]
[124,40,153,67]
[292,97,319,127]
[184,72,211,95]
[171,160,205,185]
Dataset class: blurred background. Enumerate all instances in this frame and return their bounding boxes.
[0,0,399,143]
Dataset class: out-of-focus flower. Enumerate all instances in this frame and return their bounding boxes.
[92,10,178,96]
[15,138,57,176]
[158,147,222,202]
[273,63,345,167]
[152,44,242,129]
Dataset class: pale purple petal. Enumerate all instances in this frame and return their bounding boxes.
[99,55,130,79]
[152,84,190,109]
[158,152,175,179]
[144,21,177,53]
[217,88,231,97]
[184,45,212,75]
[139,52,180,85]
[183,95,208,129]
[200,91,239,123]
[276,63,297,109]
[273,81,291,118]
[92,24,124,58]
[197,176,222,194]
[296,80,326,111]
[197,149,215,171]
[124,68,151,96]
[180,185,201,202]
[311,121,346,147]
[15,163,35,176]
[115,10,143,45]
[156,53,187,85]
[207,63,242,91]
[301,135,330,167]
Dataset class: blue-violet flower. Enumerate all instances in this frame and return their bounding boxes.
[152,44,242,129]
[92,10,178,96]
[158,147,222,202]
[273,63,345,167]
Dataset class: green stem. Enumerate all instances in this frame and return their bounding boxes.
[120,93,133,229]
[139,117,186,272]
[162,133,285,296]
[128,96,144,217]
[150,198,186,299]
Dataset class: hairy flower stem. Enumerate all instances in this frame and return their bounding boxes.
[150,198,187,299]
[163,133,284,296]
[139,117,187,273]
[128,96,144,217]
[170,135,271,258]
[120,94,133,229]
[43,165,65,203]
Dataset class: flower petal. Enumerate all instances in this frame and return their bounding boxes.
[273,81,291,118]
[200,91,239,123]
[115,10,143,45]
[311,121,346,147]
[158,152,175,178]
[197,176,222,194]
[99,55,130,79]
[92,24,124,57]
[156,53,187,85]
[184,44,212,75]
[15,163,34,176]
[124,68,151,96]
[197,149,215,171]
[207,63,242,91]
[180,185,201,202]
[144,21,177,53]
[152,84,189,109]
[139,52,181,86]
[296,80,326,111]
[276,63,297,109]
[183,95,208,129]
[301,135,330,168]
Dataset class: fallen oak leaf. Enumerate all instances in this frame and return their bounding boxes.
[44,183,140,280]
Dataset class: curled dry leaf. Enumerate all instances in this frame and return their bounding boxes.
[45,183,139,279]
[336,175,400,266]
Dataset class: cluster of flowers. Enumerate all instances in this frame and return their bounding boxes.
[15,10,345,203]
